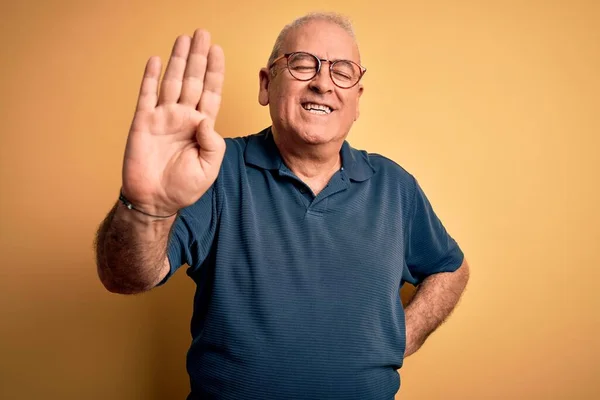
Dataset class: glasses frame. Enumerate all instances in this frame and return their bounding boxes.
[269,51,367,89]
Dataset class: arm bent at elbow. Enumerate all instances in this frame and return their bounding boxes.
[404,259,470,357]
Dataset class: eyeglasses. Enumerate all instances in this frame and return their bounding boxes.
[269,51,366,89]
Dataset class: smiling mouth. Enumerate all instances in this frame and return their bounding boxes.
[302,102,333,115]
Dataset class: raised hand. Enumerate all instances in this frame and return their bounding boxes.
[121,29,226,216]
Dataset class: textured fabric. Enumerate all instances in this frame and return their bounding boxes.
[162,127,464,399]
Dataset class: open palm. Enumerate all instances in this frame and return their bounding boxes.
[122,29,226,216]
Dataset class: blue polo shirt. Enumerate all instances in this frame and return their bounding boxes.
[163,127,464,399]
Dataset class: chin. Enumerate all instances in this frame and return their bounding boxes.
[292,118,350,144]
[295,128,339,145]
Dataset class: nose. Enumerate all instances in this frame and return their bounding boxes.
[308,64,334,94]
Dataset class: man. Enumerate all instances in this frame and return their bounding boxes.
[95,12,470,400]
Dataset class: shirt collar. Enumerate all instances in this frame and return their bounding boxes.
[244,127,375,182]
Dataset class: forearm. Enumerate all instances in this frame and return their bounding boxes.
[404,260,470,357]
[94,202,176,294]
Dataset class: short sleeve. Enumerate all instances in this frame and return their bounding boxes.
[156,185,219,286]
[403,178,464,286]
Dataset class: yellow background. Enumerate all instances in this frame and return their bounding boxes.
[1,0,598,399]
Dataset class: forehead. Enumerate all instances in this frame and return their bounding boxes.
[282,20,360,62]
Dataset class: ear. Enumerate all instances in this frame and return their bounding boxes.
[354,84,364,121]
[258,67,270,106]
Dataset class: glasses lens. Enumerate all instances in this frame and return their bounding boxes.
[287,52,319,80]
[331,60,361,88]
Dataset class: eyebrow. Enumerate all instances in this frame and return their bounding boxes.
[296,52,357,63]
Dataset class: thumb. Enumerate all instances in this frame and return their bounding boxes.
[195,118,222,154]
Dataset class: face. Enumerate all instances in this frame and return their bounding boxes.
[259,20,364,147]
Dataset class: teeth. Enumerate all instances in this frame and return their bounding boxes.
[303,103,332,114]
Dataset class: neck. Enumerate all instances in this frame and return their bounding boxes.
[272,127,343,192]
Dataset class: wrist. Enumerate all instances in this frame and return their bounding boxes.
[404,326,422,357]
[118,189,179,219]
[404,308,425,357]
[115,200,177,225]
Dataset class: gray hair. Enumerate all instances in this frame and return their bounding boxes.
[267,12,358,69]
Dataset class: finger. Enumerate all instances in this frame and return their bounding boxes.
[158,35,191,104]
[179,29,211,106]
[136,56,162,112]
[197,44,225,122]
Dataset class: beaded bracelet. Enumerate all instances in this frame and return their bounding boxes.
[118,190,178,219]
